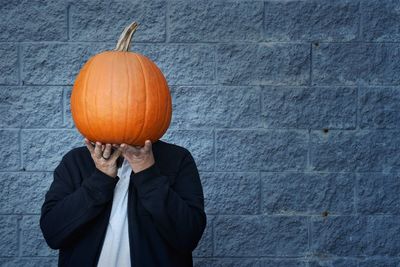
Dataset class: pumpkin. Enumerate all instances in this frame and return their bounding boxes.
[70,21,172,146]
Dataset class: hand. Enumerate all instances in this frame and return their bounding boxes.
[119,140,155,173]
[84,138,123,178]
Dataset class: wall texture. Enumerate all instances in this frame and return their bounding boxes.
[0,0,400,266]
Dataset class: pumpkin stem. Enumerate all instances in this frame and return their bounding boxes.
[114,21,139,52]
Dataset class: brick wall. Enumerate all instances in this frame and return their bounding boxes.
[0,0,399,266]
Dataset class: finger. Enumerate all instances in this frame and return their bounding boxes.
[101,144,105,152]
[94,142,103,159]
[103,144,112,159]
[120,143,137,151]
[123,144,141,156]
[110,147,123,161]
[119,143,128,154]
[143,140,152,153]
[84,138,95,154]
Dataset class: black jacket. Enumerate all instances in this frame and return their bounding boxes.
[40,139,207,267]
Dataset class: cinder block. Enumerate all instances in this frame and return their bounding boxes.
[261,172,354,215]
[171,86,261,128]
[264,0,358,41]
[169,1,263,42]
[361,0,400,41]
[217,43,310,86]
[310,130,400,172]
[0,215,18,257]
[0,43,18,85]
[70,0,165,42]
[214,215,308,256]
[311,215,400,256]
[359,87,400,129]
[0,86,63,128]
[0,172,53,214]
[313,43,400,85]
[0,129,20,171]
[357,172,400,214]
[202,172,260,215]
[261,86,356,129]
[0,0,67,41]
[216,129,308,171]
[134,44,215,86]
[162,129,214,171]
[21,129,83,171]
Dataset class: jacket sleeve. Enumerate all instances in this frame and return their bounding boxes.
[40,154,119,250]
[132,150,207,254]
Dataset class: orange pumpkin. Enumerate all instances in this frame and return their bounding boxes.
[71,21,172,146]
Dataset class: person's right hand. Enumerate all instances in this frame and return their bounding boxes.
[84,138,123,178]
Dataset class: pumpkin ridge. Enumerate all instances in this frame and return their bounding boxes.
[150,58,164,140]
[149,58,171,139]
[123,53,130,144]
[162,77,172,140]
[110,52,115,143]
[83,57,96,141]
[94,57,102,141]
[161,65,172,140]
[132,53,147,145]
[154,60,161,141]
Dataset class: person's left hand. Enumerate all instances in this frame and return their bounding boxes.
[119,140,155,173]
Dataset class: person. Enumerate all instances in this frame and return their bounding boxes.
[40,137,207,267]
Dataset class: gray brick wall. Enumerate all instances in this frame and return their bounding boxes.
[0,0,399,266]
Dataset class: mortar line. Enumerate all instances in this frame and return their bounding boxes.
[307,129,311,171]
[210,215,214,257]
[191,256,367,259]
[165,0,169,43]
[5,84,400,88]
[354,173,358,215]
[3,170,400,175]
[67,4,71,41]
[17,215,22,257]
[356,83,360,130]
[259,86,263,215]
[308,216,312,256]
[259,171,262,215]
[310,42,313,86]
[358,0,362,41]
[62,87,66,126]
[17,43,22,85]
[19,128,23,170]
[262,1,265,41]
[213,129,216,172]
[2,40,400,45]
[213,46,217,84]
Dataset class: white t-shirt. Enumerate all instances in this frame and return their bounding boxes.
[97,157,132,267]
